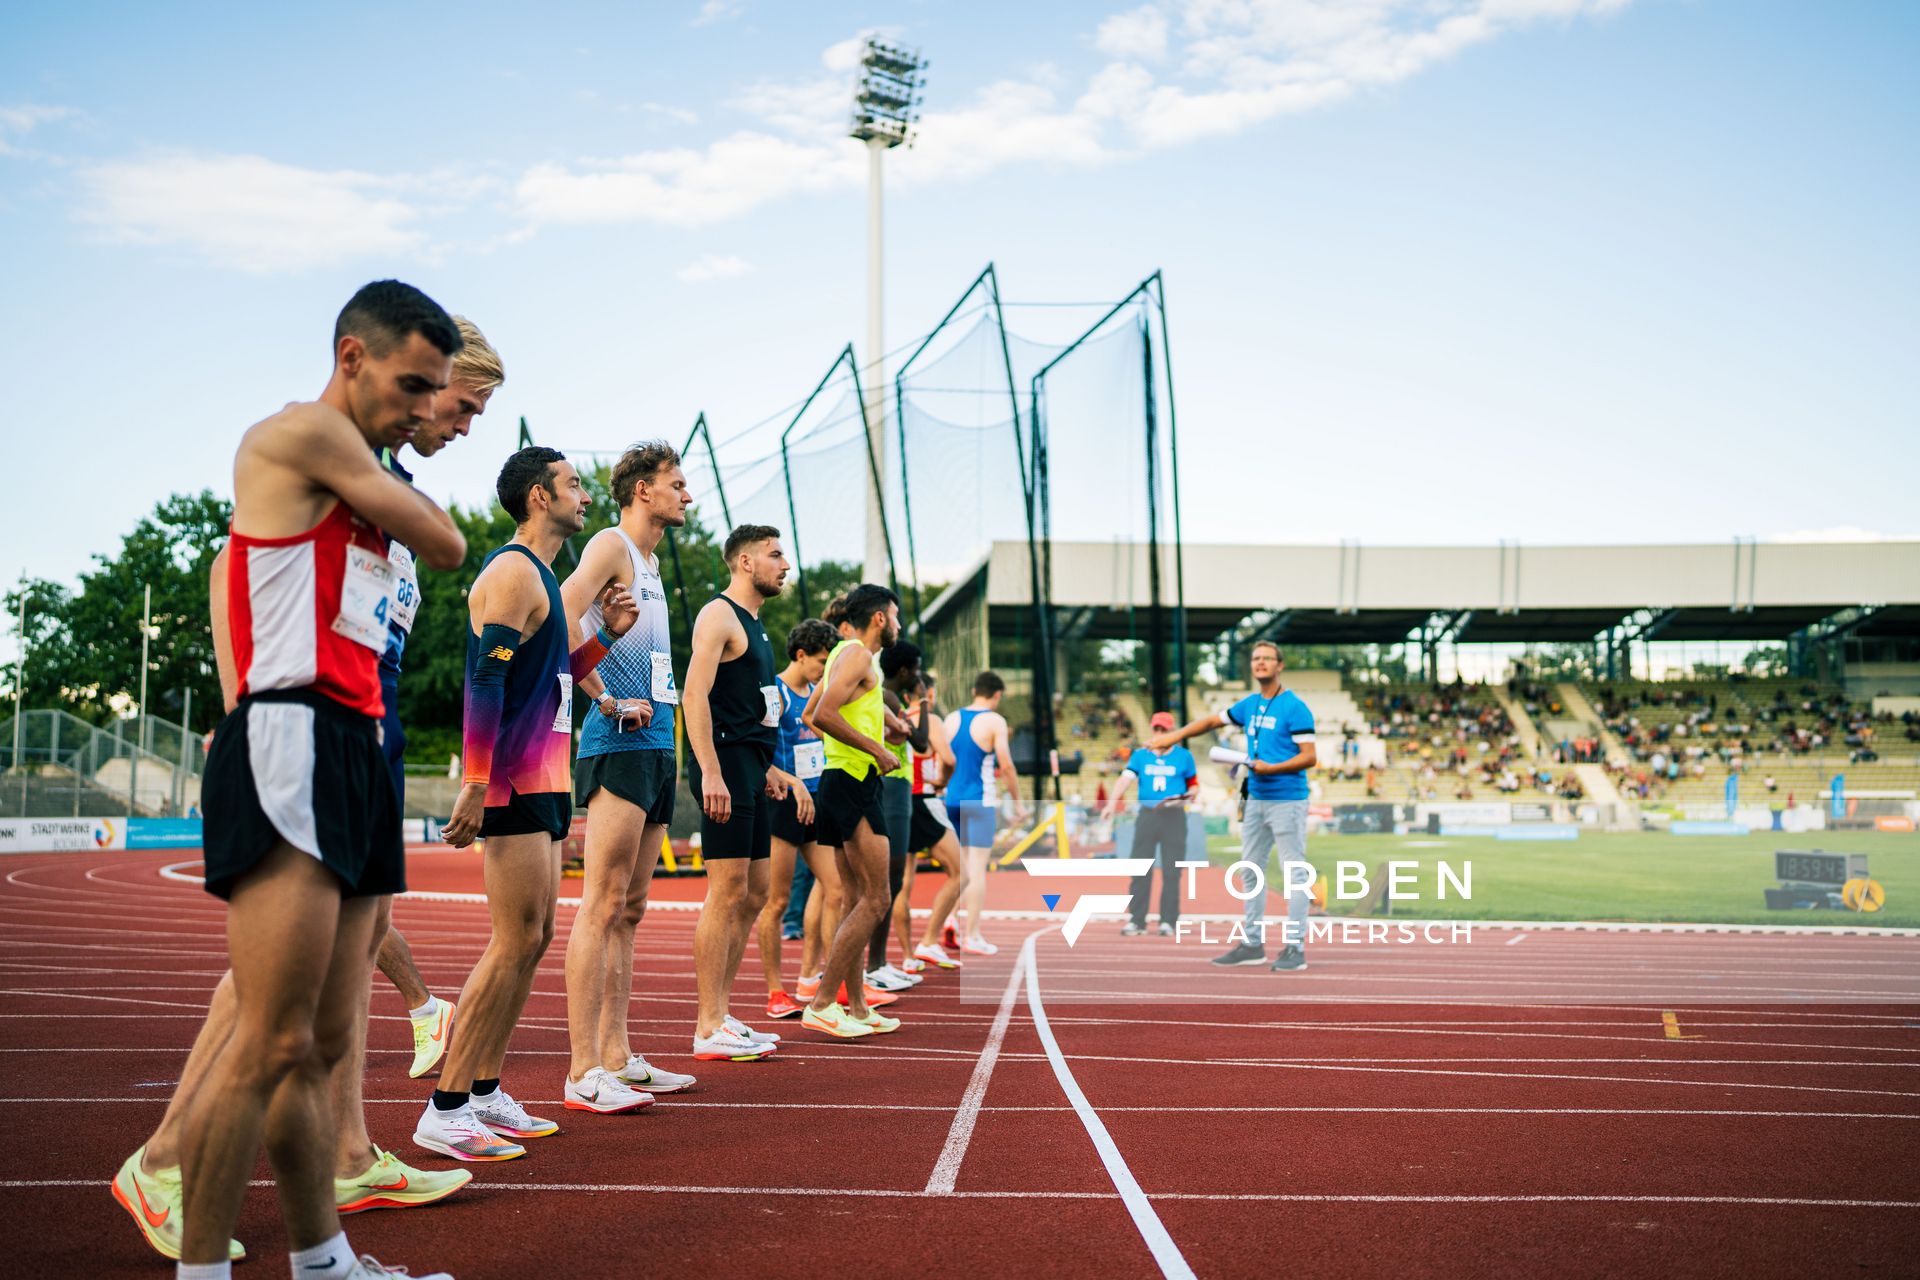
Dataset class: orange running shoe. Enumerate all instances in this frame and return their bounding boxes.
[837,981,898,1008]
[795,973,822,1001]
[766,990,805,1019]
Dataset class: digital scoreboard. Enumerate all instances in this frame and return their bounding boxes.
[1767,850,1879,912]
[1774,851,1868,887]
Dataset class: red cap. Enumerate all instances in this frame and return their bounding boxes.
[1149,711,1176,731]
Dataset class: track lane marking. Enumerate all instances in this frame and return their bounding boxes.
[1025,932,1196,1279]
[924,924,1043,1194]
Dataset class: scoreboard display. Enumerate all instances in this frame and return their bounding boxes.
[1774,850,1868,887]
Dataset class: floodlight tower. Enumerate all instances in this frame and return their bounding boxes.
[850,38,927,586]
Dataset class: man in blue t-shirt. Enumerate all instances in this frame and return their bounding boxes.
[1152,642,1318,971]
[1102,712,1197,936]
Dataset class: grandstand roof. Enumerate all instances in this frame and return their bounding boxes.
[919,539,1920,646]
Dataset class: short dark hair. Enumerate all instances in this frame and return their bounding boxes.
[497,446,565,524]
[879,640,922,680]
[842,583,899,634]
[611,441,680,509]
[334,280,463,359]
[724,523,781,565]
[822,593,850,629]
[786,618,837,660]
[973,670,1005,699]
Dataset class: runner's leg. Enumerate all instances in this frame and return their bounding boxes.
[598,823,666,1070]
[438,832,561,1091]
[693,858,755,1038]
[139,971,236,1173]
[758,836,801,995]
[376,922,432,1010]
[565,789,646,1080]
[331,893,393,1178]
[918,833,968,948]
[809,824,890,1019]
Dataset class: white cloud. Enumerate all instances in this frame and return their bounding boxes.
[677,253,754,282]
[1096,6,1170,61]
[0,104,77,157]
[515,3,1629,229]
[692,0,742,26]
[642,102,701,126]
[516,132,863,226]
[76,152,429,273]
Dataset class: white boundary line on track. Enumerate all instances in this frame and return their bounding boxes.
[924,924,1040,1194]
[149,861,1920,935]
[1024,931,1198,1279]
[1,1179,1915,1209]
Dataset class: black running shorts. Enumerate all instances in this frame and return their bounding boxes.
[481,789,572,842]
[813,768,888,848]
[202,689,403,901]
[574,748,676,823]
[688,744,772,861]
[772,789,816,846]
[909,795,955,854]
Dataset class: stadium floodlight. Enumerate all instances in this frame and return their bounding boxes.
[850,37,928,582]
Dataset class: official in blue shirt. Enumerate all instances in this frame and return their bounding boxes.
[1152,642,1317,971]
[1102,714,1197,936]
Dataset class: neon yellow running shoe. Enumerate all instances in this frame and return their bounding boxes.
[336,1145,473,1213]
[408,998,455,1079]
[849,1007,901,1035]
[110,1146,245,1262]
[800,1002,875,1039]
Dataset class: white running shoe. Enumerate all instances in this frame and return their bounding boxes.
[913,942,962,970]
[615,1054,698,1093]
[961,935,1000,956]
[723,1014,780,1045]
[470,1088,558,1139]
[693,1028,777,1061]
[563,1067,653,1114]
[900,956,927,975]
[412,1102,526,1162]
[882,963,923,986]
[866,966,913,992]
[346,1255,453,1280]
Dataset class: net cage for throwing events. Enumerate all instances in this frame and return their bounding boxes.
[550,264,1186,811]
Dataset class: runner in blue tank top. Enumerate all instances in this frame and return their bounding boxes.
[940,671,1027,955]
[558,441,700,1107]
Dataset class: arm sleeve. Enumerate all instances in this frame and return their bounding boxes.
[908,697,932,753]
[463,623,518,786]
[569,623,615,683]
[1221,696,1249,729]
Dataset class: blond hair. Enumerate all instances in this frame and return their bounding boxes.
[450,315,505,394]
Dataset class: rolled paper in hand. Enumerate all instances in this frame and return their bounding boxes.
[1209,746,1247,766]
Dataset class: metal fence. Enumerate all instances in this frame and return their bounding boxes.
[0,709,202,818]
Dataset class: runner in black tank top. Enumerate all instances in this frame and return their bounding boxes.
[685,525,795,1060]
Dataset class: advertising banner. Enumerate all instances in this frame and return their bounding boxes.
[126,818,205,850]
[0,817,127,854]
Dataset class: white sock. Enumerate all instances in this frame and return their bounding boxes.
[409,996,439,1020]
[177,1263,231,1280]
[289,1231,353,1279]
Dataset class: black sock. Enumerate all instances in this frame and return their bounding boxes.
[472,1077,500,1097]
[431,1089,469,1112]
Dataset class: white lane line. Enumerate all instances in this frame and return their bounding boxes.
[1506,934,1528,946]
[1,1180,1914,1210]
[4,1099,1916,1121]
[924,924,1044,1194]
[1025,933,1196,1280]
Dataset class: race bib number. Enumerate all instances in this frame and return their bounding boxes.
[760,684,781,728]
[650,651,679,706]
[386,543,420,634]
[331,544,395,652]
[552,673,574,734]
[793,740,825,781]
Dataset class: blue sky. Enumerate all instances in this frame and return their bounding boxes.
[2,0,1917,620]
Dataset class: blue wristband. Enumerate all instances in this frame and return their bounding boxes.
[595,625,616,649]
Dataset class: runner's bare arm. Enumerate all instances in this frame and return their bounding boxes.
[1251,741,1317,776]
[682,599,739,823]
[560,531,621,699]
[808,645,897,774]
[444,556,544,846]
[992,715,1026,817]
[1103,770,1136,819]
[208,546,239,714]
[926,707,956,775]
[286,407,466,570]
[568,585,637,682]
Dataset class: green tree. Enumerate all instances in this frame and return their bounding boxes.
[5,491,230,731]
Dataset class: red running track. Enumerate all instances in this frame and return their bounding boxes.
[1,849,1917,1278]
